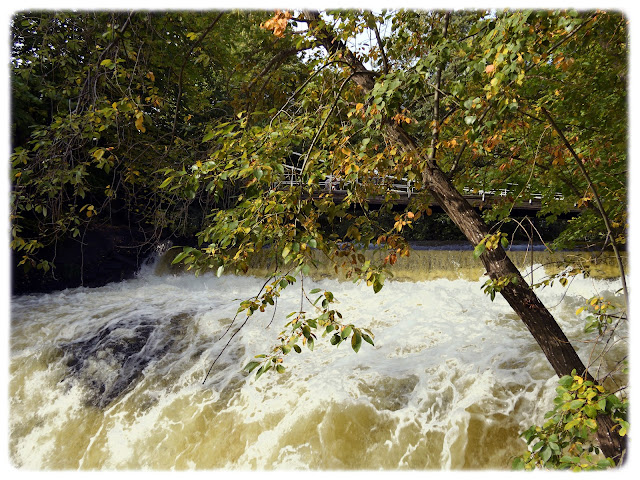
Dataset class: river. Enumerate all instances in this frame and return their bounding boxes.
[9,248,627,469]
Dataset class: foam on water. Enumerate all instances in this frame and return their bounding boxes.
[9,256,627,469]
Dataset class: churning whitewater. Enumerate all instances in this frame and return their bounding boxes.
[9,253,626,469]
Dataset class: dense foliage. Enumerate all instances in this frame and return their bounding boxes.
[10,9,628,468]
[10,11,306,273]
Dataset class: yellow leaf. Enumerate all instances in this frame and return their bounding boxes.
[355,103,364,111]
[260,10,292,37]
[135,112,146,133]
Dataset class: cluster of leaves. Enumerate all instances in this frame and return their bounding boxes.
[480,274,520,301]
[242,283,375,379]
[513,370,628,470]
[473,231,509,259]
[576,296,623,335]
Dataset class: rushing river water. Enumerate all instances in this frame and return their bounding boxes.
[9,249,627,469]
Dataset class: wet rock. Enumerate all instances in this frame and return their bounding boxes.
[60,314,187,408]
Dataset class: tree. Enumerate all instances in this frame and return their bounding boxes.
[163,9,627,466]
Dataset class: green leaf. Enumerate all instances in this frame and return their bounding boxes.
[216,265,224,277]
[566,399,585,410]
[302,325,311,339]
[351,330,362,353]
[597,397,607,411]
[256,362,272,379]
[597,458,614,468]
[362,333,374,346]
[202,130,215,142]
[558,375,573,388]
[511,456,525,470]
[341,325,352,339]
[243,361,261,373]
[565,417,581,430]
[618,419,629,436]
[584,404,597,418]
[473,242,486,259]
[560,455,578,464]
[159,176,174,189]
[584,418,597,430]
[171,251,189,264]
[276,364,286,374]
[541,446,552,462]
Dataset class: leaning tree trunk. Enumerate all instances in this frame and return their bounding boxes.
[303,10,625,463]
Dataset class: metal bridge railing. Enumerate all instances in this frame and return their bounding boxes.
[275,164,562,203]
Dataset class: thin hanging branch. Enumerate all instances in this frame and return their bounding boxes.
[540,106,628,312]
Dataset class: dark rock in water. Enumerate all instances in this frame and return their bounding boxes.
[60,313,187,408]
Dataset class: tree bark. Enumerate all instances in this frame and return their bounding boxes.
[303,10,626,463]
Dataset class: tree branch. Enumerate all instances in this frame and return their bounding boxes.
[540,106,628,311]
[372,22,389,74]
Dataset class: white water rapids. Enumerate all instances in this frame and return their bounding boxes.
[9,252,627,469]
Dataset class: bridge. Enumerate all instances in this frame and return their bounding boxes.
[273,165,578,213]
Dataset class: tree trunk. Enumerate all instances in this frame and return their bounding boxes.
[304,10,626,463]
